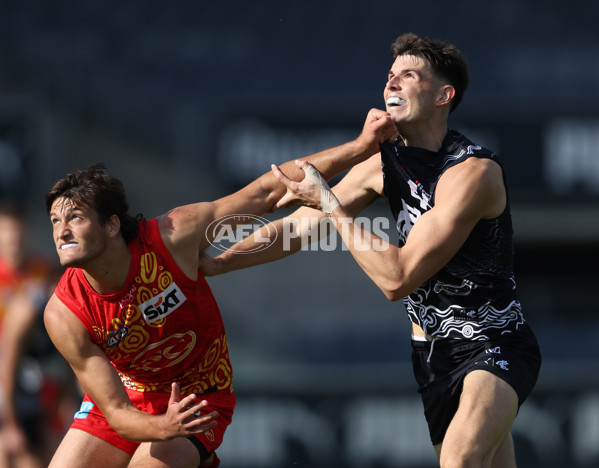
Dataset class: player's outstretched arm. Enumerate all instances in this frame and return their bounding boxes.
[160,110,396,277]
[198,206,323,277]
[209,107,396,218]
[271,158,505,301]
[201,155,385,277]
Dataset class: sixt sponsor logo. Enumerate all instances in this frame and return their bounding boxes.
[140,283,187,324]
[107,325,130,348]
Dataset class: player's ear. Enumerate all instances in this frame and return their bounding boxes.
[436,84,455,108]
[106,214,121,238]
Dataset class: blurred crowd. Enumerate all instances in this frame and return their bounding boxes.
[0,199,80,468]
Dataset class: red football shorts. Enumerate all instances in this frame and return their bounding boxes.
[70,388,235,457]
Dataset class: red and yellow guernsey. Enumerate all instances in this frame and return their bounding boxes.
[55,218,233,396]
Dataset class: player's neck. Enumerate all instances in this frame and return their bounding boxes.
[82,240,132,295]
[398,118,448,152]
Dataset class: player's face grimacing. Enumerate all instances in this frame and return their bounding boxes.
[49,197,110,268]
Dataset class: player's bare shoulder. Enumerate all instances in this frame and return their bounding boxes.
[468,156,503,183]
[44,293,89,355]
[440,156,503,191]
[157,202,215,250]
[437,157,506,219]
[44,293,70,328]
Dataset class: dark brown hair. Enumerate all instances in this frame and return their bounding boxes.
[45,163,143,243]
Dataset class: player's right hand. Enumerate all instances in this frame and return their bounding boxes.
[164,382,219,438]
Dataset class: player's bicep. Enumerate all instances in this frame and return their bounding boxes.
[392,206,466,294]
[44,294,88,363]
[399,163,499,287]
[436,158,506,222]
[44,295,130,407]
[333,154,383,216]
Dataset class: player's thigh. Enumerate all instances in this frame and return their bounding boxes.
[444,370,518,454]
[48,428,131,468]
[128,438,200,468]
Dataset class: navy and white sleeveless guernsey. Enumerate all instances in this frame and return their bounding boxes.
[381,130,525,341]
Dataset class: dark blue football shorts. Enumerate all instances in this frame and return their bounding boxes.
[411,322,541,445]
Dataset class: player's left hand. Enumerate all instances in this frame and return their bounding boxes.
[272,159,340,214]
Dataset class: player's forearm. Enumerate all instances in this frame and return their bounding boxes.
[211,239,297,275]
[209,221,305,275]
[253,139,377,208]
[107,401,191,442]
[107,396,216,443]
[210,211,330,275]
[106,407,170,441]
[330,207,408,301]
[304,107,398,179]
[300,139,376,180]
[244,110,394,214]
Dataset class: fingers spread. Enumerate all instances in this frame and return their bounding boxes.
[185,408,219,433]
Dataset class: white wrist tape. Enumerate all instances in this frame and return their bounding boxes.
[304,163,341,214]
[320,187,340,215]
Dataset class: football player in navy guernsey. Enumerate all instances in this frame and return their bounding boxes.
[203,33,541,467]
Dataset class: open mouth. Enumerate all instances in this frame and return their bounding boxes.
[60,243,77,250]
[386,96,406,107]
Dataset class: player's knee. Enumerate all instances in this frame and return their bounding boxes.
[440,447,485,468]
